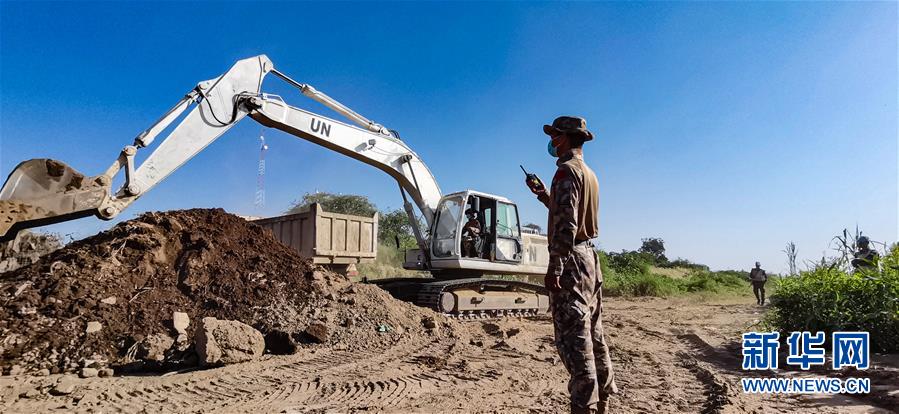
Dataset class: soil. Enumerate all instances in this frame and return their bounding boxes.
[0,231,61,273]
[0,209,895,412]
[1,296,895,413]
[0,209,455,374]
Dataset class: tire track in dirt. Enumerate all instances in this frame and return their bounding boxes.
[39,337,449,413]
[223,342,447,412]
[6,298,892,413]
[299,373,451,409]
[668,329,741,413]
[676,351,734,413]
[607,316,715,412]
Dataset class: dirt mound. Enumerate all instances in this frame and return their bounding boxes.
[0,209,451,374]
[0,231,62,273]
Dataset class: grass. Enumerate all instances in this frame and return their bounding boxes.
[649,266,691,279]
[603,269,752,298]
[356,243,428,279]
[599,247,754,299]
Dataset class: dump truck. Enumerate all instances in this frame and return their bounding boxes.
[252,203,378,277]
[0,55,550,317]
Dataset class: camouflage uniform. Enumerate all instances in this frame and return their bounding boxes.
[748,267,767,305]
[537,150,616,414]
[461,217,482,257]
[851,248,879,270]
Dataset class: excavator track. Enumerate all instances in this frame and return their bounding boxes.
[371,278,549,319]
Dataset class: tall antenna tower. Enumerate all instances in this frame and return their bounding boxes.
[254,129,269,209]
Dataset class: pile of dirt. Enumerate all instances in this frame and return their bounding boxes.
[263,279,459,353]
[0,231,62,273]
[0,208,453,375]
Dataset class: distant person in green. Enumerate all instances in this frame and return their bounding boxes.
[748,262,767,305]
[851,236,879,270]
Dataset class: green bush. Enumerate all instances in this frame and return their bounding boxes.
[602,262,751,298]
[603,272,681,297]
[606,250,653,276]
[597,250,613,279]
[682,270,748,293]
[632,273,682,296]
[766,246,899,352]
[661,258,710,272]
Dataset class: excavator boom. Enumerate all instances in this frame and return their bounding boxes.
[0,55,440,246]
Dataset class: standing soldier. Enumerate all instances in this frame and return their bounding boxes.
[851,236,879,270]
[525,116,616,414]
[749,262,767,305]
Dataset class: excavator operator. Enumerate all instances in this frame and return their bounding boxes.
[461,208,482,258]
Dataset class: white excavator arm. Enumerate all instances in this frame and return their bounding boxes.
[247,93,441,236]
[0,55,441,249]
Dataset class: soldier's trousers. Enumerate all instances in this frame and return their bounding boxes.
[550,243,616,413]
[752,281,766,304]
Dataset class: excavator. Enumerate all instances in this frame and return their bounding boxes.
[0,55,550,318]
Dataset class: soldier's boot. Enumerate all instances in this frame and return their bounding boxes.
[596,397,610,414]
[760,289,765,305]
[570,404,598,414]
[596,381,615,414]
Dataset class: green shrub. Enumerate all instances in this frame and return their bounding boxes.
[682,274,715,292]
[597,250,613,280]
[661,258,710,272]
[631,273,682,296]
[602,274,625,296]
[603,265,751,298]
[766,246,899,352]
[603,272,682,297]
[606,250,653,276]
[682,270,748,293]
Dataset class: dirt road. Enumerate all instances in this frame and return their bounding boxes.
[2,296,896,413]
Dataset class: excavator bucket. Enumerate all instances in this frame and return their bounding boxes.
[0,159,109,242]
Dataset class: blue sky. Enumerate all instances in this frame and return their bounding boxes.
[1,2,896,272]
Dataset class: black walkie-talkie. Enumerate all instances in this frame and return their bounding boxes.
[520,165,543,190]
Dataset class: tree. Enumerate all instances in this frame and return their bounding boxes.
[379,209,419,249]
[607,250,652,276]
[783,241,798,276]
[638,237,668,265]
[286,192,377,216]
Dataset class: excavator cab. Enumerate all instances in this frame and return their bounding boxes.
[394,190,550,316]
[405,190,537,278]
